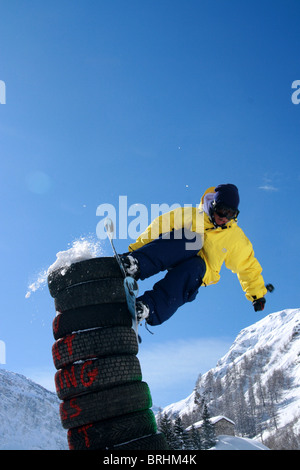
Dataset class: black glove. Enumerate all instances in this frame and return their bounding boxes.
[252,297,266,312]
[266,284,275,293]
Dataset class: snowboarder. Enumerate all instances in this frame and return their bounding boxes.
[120,184,268,326]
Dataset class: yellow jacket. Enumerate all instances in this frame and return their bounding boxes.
[128,187,267,302]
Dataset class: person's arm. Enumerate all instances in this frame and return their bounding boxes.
[128,207,196,251]
[225,229,267,303]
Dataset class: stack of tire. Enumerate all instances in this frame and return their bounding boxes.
[48,257,168,450]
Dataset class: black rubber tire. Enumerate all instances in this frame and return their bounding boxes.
[112,432,169,450]
[60,381,152,429]
[55,355,142,400]
[48,257,122,298]
[52,303,131,340]
[54,278,126,312]
[67,409,157,450]
[52,326,138,369]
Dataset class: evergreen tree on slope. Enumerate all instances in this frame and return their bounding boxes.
[201,404,217,450]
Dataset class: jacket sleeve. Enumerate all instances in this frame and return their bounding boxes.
[128,207,199,252]
[224,229,267,302]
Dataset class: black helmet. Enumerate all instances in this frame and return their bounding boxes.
[209,184,240,227]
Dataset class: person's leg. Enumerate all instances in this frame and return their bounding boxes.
[130,229,203,280]
[138,255,206,326]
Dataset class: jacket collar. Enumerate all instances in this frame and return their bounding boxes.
[199,186,237,231]
[202,210,236,231]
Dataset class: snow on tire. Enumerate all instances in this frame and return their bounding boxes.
[52,326,138,370]
[48,257,122,298]
[55,355,142,400]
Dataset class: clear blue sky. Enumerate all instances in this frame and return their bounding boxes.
[0,0,299,408]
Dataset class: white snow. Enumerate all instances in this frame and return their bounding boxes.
[47,236,103,275]
[0,369,67,450]
[2,308,300,449]
[25,269,48,298]
[25,236,103,298]
[215,308,300,435]
[0,366,271,450]
[210,435,269,451]
[162,308,300,443]
[216,308,300,375]
[186,415,235,432]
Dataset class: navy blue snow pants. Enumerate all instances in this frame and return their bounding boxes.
[131,229,206,326]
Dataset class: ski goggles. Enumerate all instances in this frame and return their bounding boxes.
[212,202,239,221]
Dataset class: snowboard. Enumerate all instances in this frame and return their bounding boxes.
[104,218,141,343]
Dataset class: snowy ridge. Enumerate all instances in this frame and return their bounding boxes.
[216,308,300,376]
[162,309,300,440]
[0,369,68,450]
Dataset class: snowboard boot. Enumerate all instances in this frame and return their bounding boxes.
[120,253,140,280]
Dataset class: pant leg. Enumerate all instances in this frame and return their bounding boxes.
[138,255,206,326]
[131,229,203,280]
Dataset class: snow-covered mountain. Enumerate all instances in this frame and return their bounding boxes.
[1,308,299,450]
[0,369,68,450]
[162,308,300,444]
